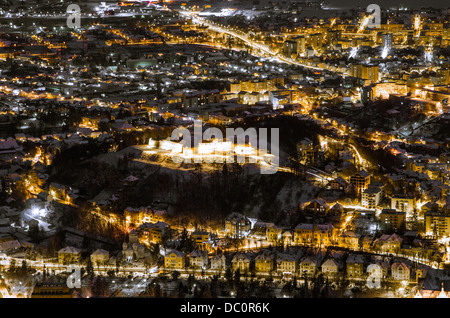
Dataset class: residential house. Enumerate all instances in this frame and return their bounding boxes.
[189,249,209,269]
[58,246,81,265]
[346,254,365,279]
[391,195,416,214]
[255,251,274,273]
[276,254,297,274]
[210,254,226,271]
[379,209,406,232]
[191,231,212,251]
[374,233,403,254]
[138,222,169,244]
[164,250,186,269]
[90,249,110,267]
[304,199,330,216]
[391,262,411,281]
[338,231,360,250]
[349,170,371,194]
[224,212,252,238]
[299,257,317,277]
[231,253,252,272]
[293,223,335,246]
[321,258,343,278]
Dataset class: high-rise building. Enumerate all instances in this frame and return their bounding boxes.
[350,64,379,84]
[425,211,450,238]
[382,33,393,49]
[295,36,306,54]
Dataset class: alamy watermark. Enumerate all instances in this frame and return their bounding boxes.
[155,120,279,174]
[366,4,381,29]
[67,4,81,29]
[66,265,81,288]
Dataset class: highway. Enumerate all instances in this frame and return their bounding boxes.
[175,9,346,75]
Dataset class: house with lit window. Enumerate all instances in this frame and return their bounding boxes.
[191,231,213,251]
[138,221,169,244]
[58,246,81,265]
[90,249,110,267]
[391,262,411,281]
[294,223,335,246]
[349,170,371,194]
[189,249,209,269]
[124,207,167,228]
[164,250,186,269]
[304,199,330,216]
[210,254,226,271]
[374,233,403,254]
[231,253,253,272]
[327,177,349,191]
[321,258,343,278]
[255,251,274,273]
[338,231,360,250]
[276,254,297,274]
[346,254,365,279]
[281,230,293,246]
[361,187,382,209]
[390,195,416,214]
[224,212,252,238]
[248,222,282,245]
[122,230,146,262]
[299,257,317,277]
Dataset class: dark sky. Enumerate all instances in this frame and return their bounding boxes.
[325,0,449,9]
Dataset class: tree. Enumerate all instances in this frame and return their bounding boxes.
[171,270,181,281]
[86,258,95,279]
[225,267,233,284]
[19,260,28,277]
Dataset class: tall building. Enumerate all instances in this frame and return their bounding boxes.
[283,40,297,57]
[349,170,371,194]
[361,187,382,209]
[295,36,306,54]
[379,209,406,231]
[350,64,380,84]
[425,212,450,238]
[382,33,393,49]
[391,195,416,214]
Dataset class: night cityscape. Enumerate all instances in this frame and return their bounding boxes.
[0,0,449,305]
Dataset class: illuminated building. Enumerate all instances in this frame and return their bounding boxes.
[349,64,379,84]
[349,170,371,194]
[31,283,74,298]
[124,207,167,228]
[90,249,110,267]
[293,223,335,246]
[382,33,393,49]
[338,231,360,250]
[210,255,226,271]
[361,187,382,209]
[297,138,318,165]
[299,257,317,277]
[379,209,406,232]
[346,254,365,279]
[189,249,208,269]
[391,262,410,281]
[57,246,81,265]
[164,250,186,269]
[390,195,416,214]
[374,233,403,254]
[231,253,252,272]
[224,212,252,238]
[276,254,297,274]
[424,211,450,238]
[321,258,342,278]
[255,251,274,273]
